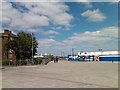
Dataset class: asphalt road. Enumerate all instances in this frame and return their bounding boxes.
[2,60,118,88]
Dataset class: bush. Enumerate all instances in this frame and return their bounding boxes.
[15,60,19,65]
[34,57,43,65]
[2,60,10,65]
[21,60,27,65]
[0,60,2,65]
[44,59,49,65]
[15,60,27,65]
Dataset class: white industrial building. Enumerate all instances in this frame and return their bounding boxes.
[78,51,120,56]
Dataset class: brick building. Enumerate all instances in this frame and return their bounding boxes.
[0,29,17,63]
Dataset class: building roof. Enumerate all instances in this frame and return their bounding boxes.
[0,29,17,38]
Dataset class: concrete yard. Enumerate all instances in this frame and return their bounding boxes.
[2,61,118,88]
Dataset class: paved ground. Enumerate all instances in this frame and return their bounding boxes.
[2,60,119,88]
[0,67,2,89]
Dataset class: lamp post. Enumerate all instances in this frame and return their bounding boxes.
[32,33,34,64]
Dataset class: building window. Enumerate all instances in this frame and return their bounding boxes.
[9,54,12,58]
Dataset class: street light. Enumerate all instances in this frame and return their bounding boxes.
[32,33,34,64]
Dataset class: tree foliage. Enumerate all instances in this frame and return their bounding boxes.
[7,32,38,60]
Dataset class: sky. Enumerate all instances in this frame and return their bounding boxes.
[1,1,119,56]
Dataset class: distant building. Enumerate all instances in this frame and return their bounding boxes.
[68,50,120,61]
[78,51,120,56]
[0,29,17,63]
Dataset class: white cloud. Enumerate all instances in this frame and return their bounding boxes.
[0,3,2,23]
[2,2,50,29]
[40,30,59,35]
[38,38,65,55]
[52,26,63,30]
[11,12,49,29]
[49,36,56,38]
[1,0,91,2]
[37,26,118,55]
[38,38,64,47]
[81,2,93,8]
[25,2,73,25]
[111,0,119,2]
[0,3,2,32]
[85,0,119,2]
[1,0,119,2]
[66,26,117,41]
[2,2,19,24]
[18,2,73,27]
[38,39,55,46]
[2,2,73,32]
[100,26,118,38]
[81,9,106,22]
[72,0,92,1]
[23,28,39,33]
[63,26,118,50]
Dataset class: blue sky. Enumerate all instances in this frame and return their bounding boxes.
[2,2,118,56]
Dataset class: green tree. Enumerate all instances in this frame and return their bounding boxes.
[7,32,38,60]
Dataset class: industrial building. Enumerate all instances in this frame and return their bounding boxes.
[68,51,120,61]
